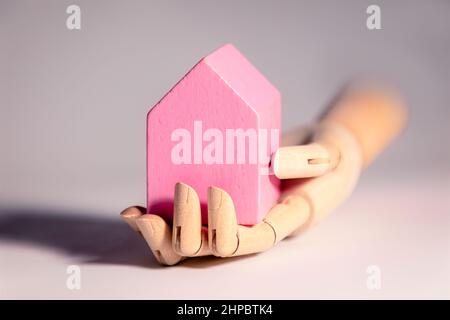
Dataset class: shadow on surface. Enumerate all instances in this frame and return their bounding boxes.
[0,207,162,269]
[0,207,259,269]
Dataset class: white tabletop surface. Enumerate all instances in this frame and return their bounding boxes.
[1,172,449,299]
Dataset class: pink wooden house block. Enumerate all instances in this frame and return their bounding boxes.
[147,44,281,225]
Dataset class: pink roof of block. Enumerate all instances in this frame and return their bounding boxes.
[202,44,280,116]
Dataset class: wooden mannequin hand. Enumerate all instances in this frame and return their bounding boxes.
[120,86,406,266]
[120,121,363,266]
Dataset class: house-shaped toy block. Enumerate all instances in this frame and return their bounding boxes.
[147,44,281,225]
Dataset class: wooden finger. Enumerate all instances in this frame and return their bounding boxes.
[135,214,182,266]
[207,186,239,257]
[271,143,339,179]
[172,183,203,256]
[120,206,145,233]
[231,194,311,256]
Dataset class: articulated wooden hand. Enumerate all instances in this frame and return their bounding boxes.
[121,86,406,265]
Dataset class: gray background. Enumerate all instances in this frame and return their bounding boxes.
[1,0,449,299]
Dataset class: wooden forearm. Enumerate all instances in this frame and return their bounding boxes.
[319,86,407,167]
[272,87,406,178]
